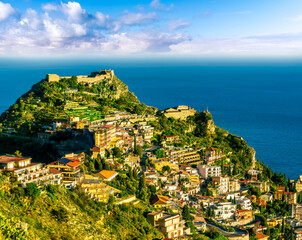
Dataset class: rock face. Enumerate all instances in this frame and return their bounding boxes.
[250,147,256,169]
[194,110,216,136]
[204,110,216,135]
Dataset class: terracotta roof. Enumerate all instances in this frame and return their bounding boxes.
[100,125,114,128]
[98,170,118,179]
[284,192,295,195]
[49,168,61,174]
[237,209,251,213]
[93,146,100,152]
[205,147,218,151]
[67,161,81,167]
[165,135,179,138]
[151,195,170,205]
[277,186,285,191]
[0,156,30,163]
[148,211,164,216]
[255,233,269,239]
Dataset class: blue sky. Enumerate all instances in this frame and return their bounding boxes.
[1,0,302,57]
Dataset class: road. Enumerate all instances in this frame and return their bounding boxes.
[207,223,249,238]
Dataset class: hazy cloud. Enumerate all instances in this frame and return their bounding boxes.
[170,32,302,56]
[289,15,302,22]
[150,0,174,11]
[168,20,191,31]
[0,1,15,22]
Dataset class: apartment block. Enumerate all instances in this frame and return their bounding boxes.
[197,165,221,179]
[0,155,61,187]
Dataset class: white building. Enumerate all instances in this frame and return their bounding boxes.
[197,165,221,179]
[212,176,229,194]
[236,196,252,210]
[213,202,236,220]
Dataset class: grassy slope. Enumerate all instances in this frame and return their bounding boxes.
[0,174,163,240]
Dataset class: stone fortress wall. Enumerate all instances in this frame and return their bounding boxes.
[46,70,114,84]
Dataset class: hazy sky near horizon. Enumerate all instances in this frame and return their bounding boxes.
[1,0,302,58]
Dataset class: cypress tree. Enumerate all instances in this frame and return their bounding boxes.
[282,218,285,233]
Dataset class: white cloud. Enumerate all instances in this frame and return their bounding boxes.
[150,0,174,11]
[0,1,15,22]
[111,11,158,32]
[0,1,301,57]
[19,9,41,30]
[119,12,157,25]
[61,1,87,23]
[101,31,189,53]
[168,20,191,31]
[42,3,59,12]
[95,12,110,26]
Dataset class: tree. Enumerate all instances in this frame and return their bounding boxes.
[25,183,40,200]
[182,205,194,222]
[135,146,143,157]
[232,165,238,175]
[14,150,22,157]
[155,149,165,158]
[112,147,122,159]
[137,175,148,201]
[107,194,115,211]
[207,227,221,238]
[105,149,111,158]
[162,165,171,173]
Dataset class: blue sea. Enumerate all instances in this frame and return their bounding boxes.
[0,58,301,179]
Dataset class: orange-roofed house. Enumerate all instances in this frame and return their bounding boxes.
[151,195,172,208]
[203,147,223,163]
[91,146,106,159]
[95,170,118,181]
[162,135,181,145]
[254,233,269,240]
[47,157,83,188]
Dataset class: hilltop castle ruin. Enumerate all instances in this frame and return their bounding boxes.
[46,69,114,84]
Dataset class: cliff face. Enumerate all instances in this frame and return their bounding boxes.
[0,74,156,134]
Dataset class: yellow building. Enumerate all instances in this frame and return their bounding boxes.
[80,175,120,202]
[94,125,116,148]
[161,106,196,120]
[152,158,179,172]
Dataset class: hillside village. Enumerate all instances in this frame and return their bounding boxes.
[0,71,302,240]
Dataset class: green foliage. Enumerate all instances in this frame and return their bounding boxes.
[112,147,122,159]
[51,207,68,222]
[155,149,166,158]
[25,183,41,200]
[248,183,261,197]
[133,145,143,157]
[0,212,28,239]
[105,204,163,240]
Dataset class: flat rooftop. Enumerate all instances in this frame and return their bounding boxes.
[0,156,31,164]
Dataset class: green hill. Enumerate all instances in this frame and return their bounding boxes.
[0,74,157,135]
